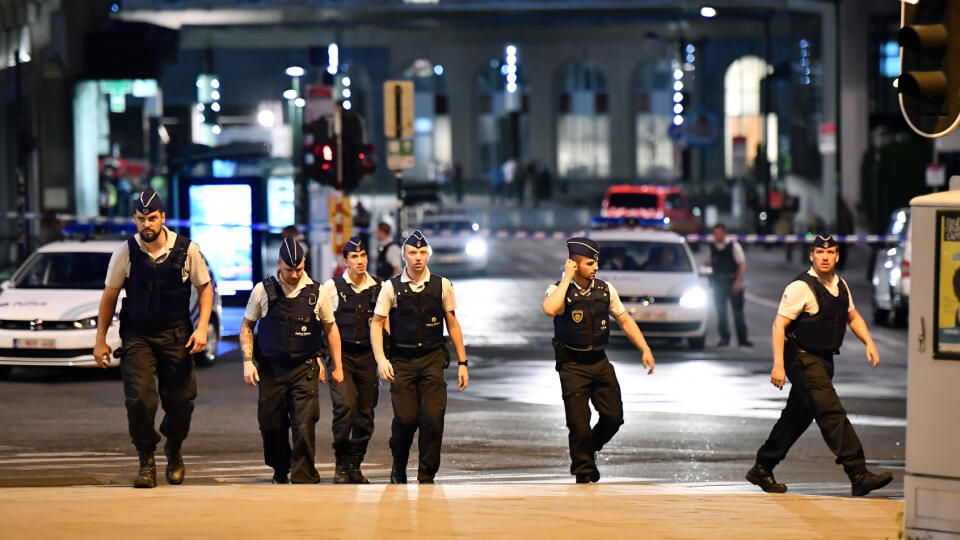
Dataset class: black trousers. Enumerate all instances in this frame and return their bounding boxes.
[328,348,379,456]
[121,323,197,454]
[713,278,748,344]
[389,347,448,480]
[257,358,321,484]
[554,345,625,476]
[755,342,867,477]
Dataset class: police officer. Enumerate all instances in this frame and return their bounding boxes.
[322,237,383,484]
[370,230,469,484]
[93,188,213,489]
[375,222,402,280]
[707,224,752,347]
[240,237,344,484]
[542,237,655,484]
[746,234,893,497]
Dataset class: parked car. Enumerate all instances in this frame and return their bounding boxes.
[415,213,488,275]
[599,184,702,235]
[871,207,910,327]
[0,237,222,379]
[588,229,709,349]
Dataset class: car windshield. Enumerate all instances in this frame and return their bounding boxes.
[12,252,112,289]
[607,193,658,209]
[422,220,475,232]
[596,241,692,273]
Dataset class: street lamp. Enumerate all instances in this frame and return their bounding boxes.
[286,66,308,234]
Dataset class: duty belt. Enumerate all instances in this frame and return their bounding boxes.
[553,341,606,364]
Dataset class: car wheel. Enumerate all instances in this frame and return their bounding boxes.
[0,365,11,380]
[194,318,220,367]
[688,335,706,350]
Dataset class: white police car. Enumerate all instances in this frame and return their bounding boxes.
[0,237,222,379]
[416,213,488,275]
[589,229,709,349]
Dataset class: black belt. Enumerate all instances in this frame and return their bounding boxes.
[786,339,835,359]
[341,341,372,356]
[553,341,606,364]
[391,345,443,360]
[257,354,317,368]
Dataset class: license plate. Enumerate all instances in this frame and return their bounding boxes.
[636,310,667,322]
[13,338,55,349]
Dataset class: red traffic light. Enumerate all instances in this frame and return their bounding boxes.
[321,144,334,161]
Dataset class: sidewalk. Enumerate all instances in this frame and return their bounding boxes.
[0,482,902,539]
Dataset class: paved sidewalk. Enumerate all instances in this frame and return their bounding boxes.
[0,482,902,539]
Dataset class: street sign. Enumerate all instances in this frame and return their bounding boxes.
[818,122,837,155]
[305,85,334,124]
[383,80,414,138]
[926,163,946,187]
[387,138,415,170]
[329,192,353,255]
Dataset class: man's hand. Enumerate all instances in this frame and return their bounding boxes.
[641,348,655,375]
[185,327,208,355]
[771,364,786,390]
[243,361,259,386]
[732,280,743,294]
[331,366,344,387]
[317,360,327,384]
[865,342,880,368]
[562,259,578,281]
[457,365,469,391]
[378,360,395,383]
[93,340,111,369]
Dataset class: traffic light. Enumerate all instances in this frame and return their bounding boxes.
[340,141,377,193]
[302,118,337,186]
[898,0,960,137]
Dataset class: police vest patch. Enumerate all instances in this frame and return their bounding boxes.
[572,309,584,323]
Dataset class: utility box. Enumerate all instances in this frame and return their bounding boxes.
[906,191,960,538]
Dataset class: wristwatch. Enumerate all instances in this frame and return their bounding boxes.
[458,359,468,367]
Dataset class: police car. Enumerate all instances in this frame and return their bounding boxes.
[0,235,222,379]
[589,229,709,349]
[416,213,488,275]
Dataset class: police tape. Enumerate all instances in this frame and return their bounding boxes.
[0,211,901,244]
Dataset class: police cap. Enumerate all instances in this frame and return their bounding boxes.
[567,236,600,260]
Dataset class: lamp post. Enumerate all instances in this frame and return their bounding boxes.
[286,66,307,229]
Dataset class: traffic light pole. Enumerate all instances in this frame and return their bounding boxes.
[335,104,343,192]
[394,85,404,242]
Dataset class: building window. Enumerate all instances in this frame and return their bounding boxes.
[556,60,609,178]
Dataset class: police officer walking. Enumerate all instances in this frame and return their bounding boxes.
[542,237,655,483]
[322,237,383,484]
[707,224,752,347]
[375,222,402,280]
[746,234,893,496]
[240,238,344,484]
[370,230,469,484]
[93,188,213,488]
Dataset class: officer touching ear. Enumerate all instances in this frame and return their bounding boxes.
[240,237,343,484]
[542,236,655,484]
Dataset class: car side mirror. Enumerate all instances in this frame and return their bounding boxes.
[0,279,11,290]
[698,265,713,277]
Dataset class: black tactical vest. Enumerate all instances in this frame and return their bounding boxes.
[553,279,611,350]
[255,277,325,362]
[787,272,849,355]
[710,242,739,280]
[376,242,399,280]
[121,233,192,331]
[333,274,381,344]
[389,274,445,350]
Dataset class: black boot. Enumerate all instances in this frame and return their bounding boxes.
[390,453,408,484]
[333,453,351,484]
[164,442,185,485]
[746,463,786,493]
[272,470,289,484]
[348,453,370,485]
[850,470,893,496]
[134,451,157,489]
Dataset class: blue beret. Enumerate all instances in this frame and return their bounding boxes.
[135,188,163,215]
[403,230,429,249]
[279,236,306,267]
[342,236,366,257]
[567,236,599,259]
[812,233,839,249]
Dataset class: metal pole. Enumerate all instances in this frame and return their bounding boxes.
[14,49,29,263]
[336,103,343,192]
[292,77,307,226]
[394,85,404,241]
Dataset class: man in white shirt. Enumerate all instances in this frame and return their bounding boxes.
[706,224,752,347]
[94,188,213,489]
[746,234,892,497]
[240,238,343,484]
[370,230,469,484]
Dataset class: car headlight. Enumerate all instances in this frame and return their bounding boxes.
[679,286,707,309]
[73,316,99,329]
[465,238,488,258]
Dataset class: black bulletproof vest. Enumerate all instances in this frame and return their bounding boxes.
[710,242,739,279]
[122,233,192,331]
[376,242,399,280]
[255,277,325,362]
[333,274,381,344]
[553,279,611,350]
[389,274,445,350]
[787,272,849,354]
